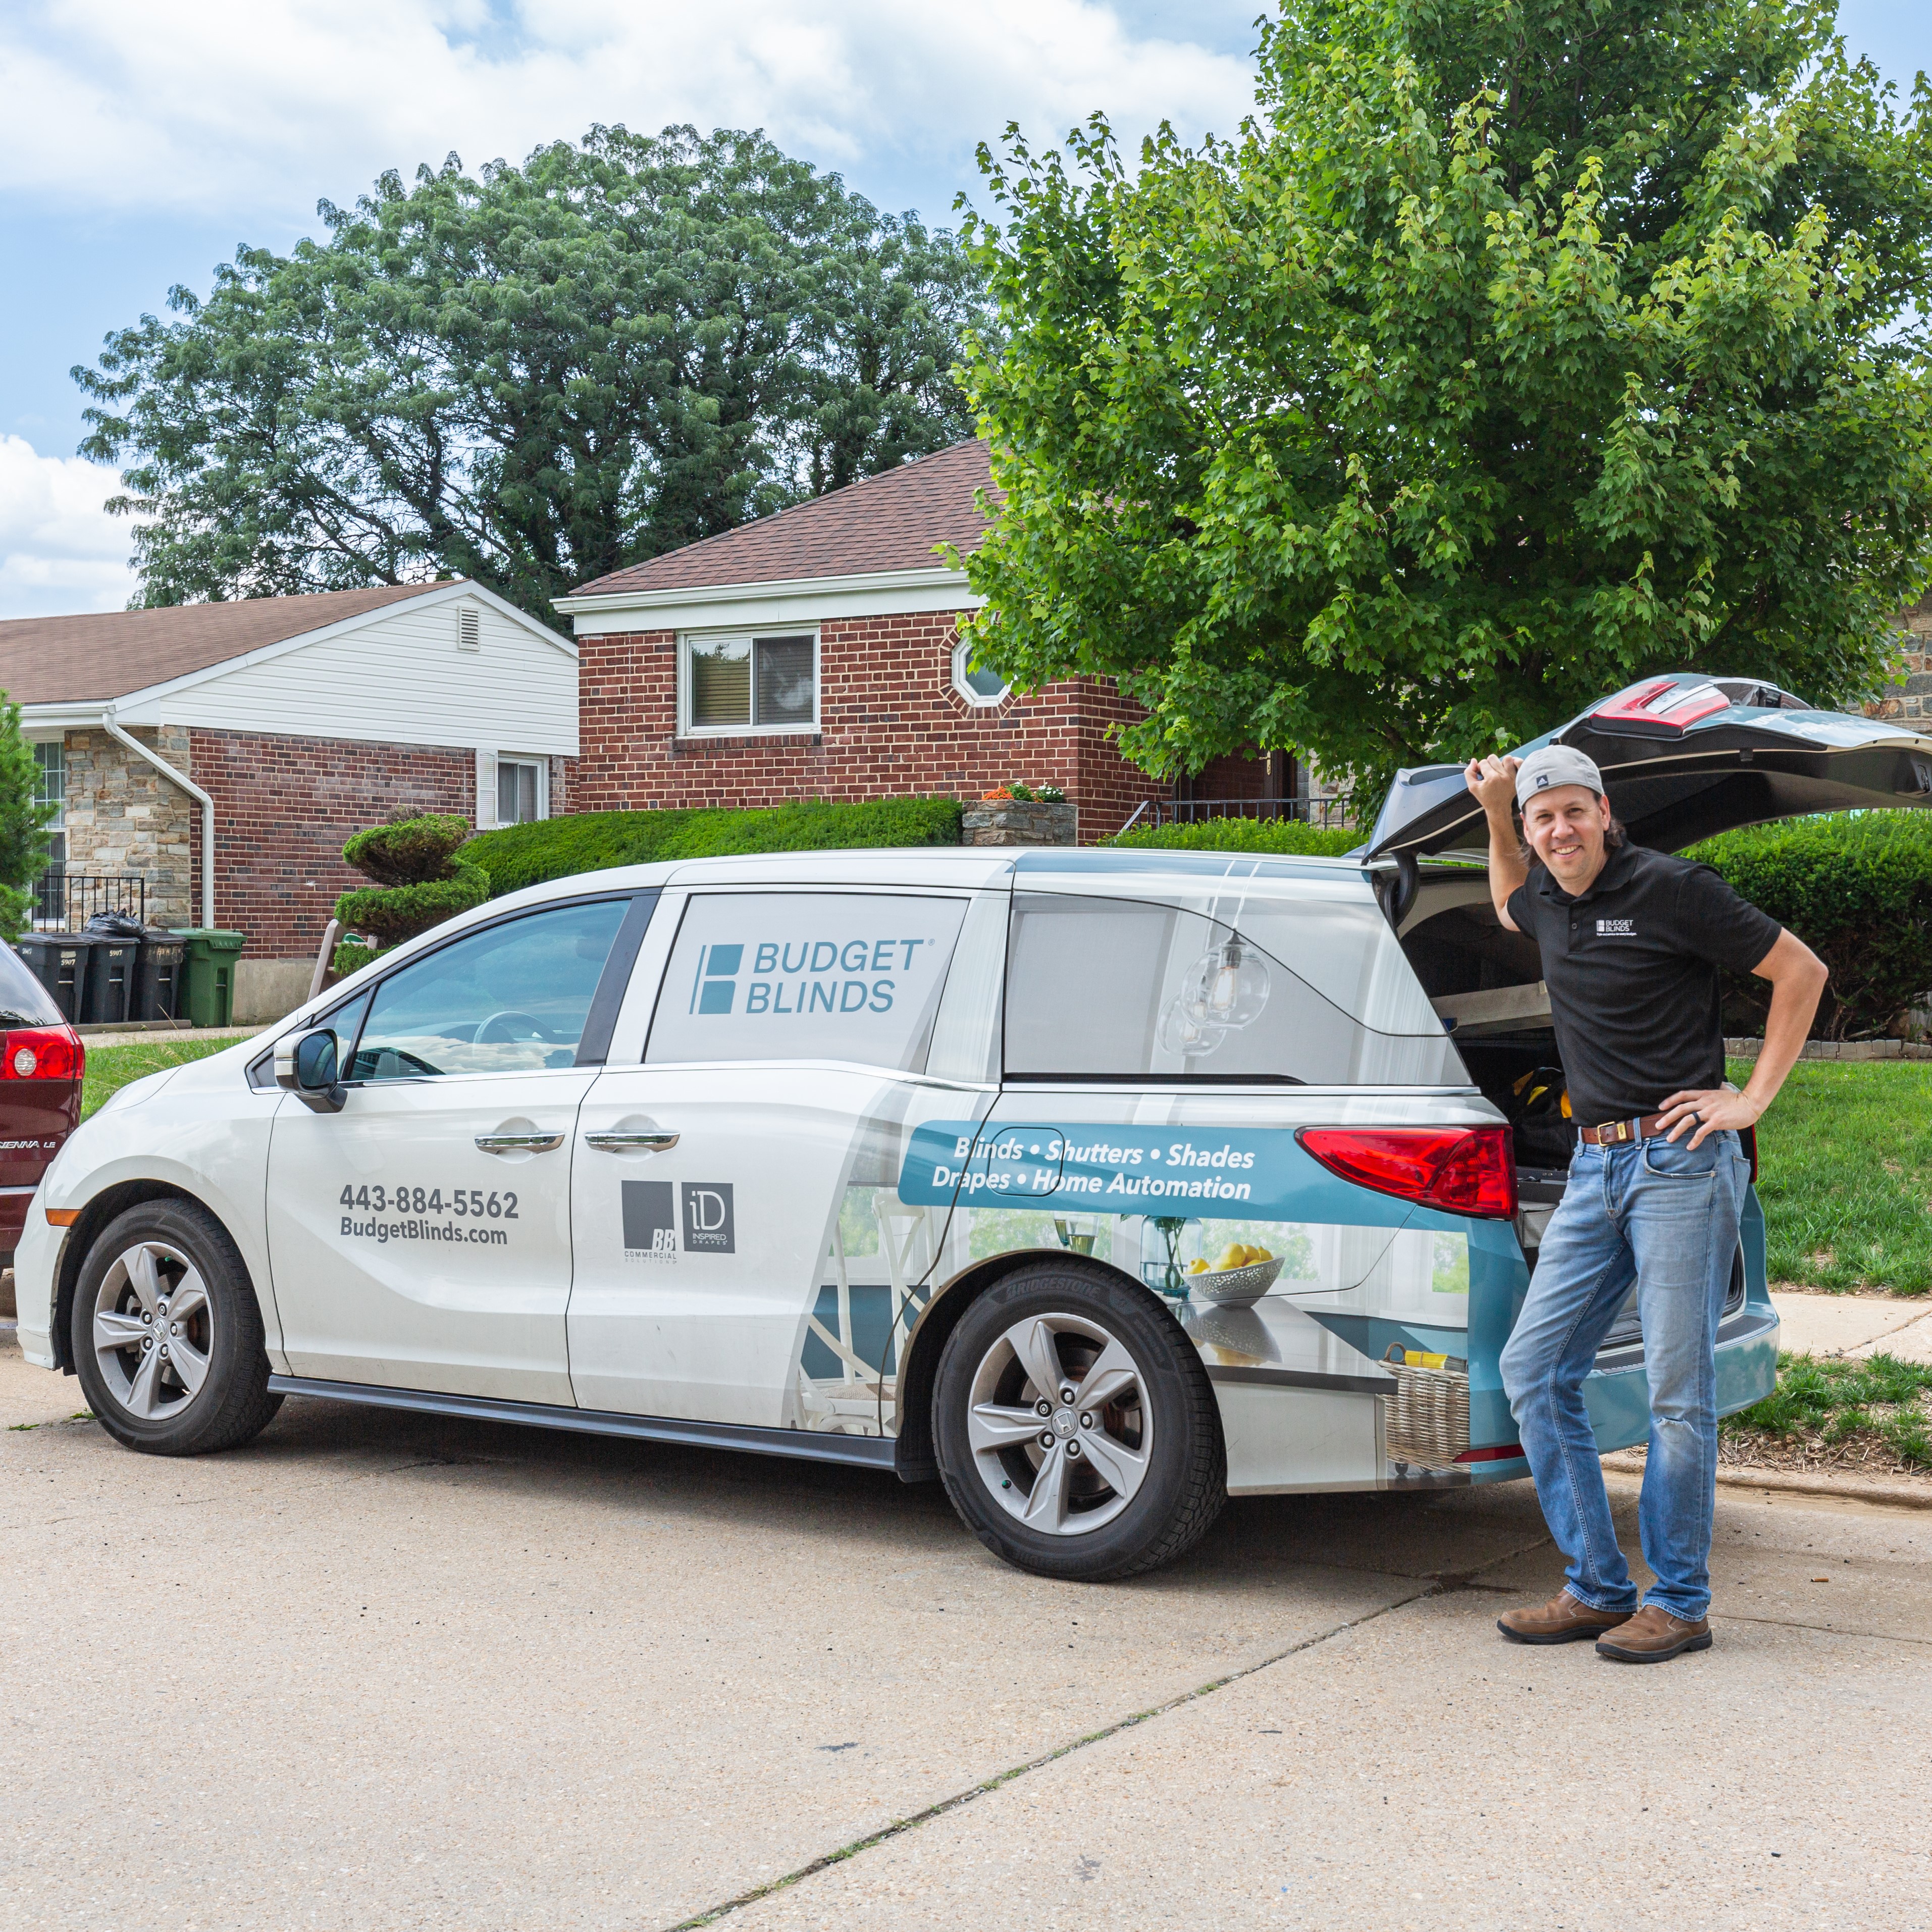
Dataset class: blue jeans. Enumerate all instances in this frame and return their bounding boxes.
[1500,1130,1749,1621]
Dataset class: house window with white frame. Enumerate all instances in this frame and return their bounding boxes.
[951,634,1010,706]
[682,630,817,734]
[33,742,65,868]
[31,742,65,928]
[496,757,546,825]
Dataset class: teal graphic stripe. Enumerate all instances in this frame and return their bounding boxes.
[899,1121,1415,1228]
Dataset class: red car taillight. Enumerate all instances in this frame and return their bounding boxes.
[1,1025,84,1081]
[1296,1126,1518,1219]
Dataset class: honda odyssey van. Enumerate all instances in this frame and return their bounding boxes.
[17,673,1931,1581]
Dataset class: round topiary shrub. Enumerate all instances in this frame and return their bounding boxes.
[332,812,489,971]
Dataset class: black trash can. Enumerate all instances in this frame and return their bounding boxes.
[13,933,89,1023]
[134,929,188,1022]
[76,932,137,1024]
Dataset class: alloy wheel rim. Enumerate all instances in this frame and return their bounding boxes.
[90,1241,214,1423]
[966,1312,1153,1535]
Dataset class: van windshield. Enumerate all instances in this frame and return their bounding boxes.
[1004,891,1463,1085]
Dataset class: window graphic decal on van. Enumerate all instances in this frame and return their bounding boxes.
[649,895,968,1070]
[897,1121,1420,1227]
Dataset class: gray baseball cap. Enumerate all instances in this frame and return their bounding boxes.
[1515,744,1605,808]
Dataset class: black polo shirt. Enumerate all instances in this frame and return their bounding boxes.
[1505,842,1783,1129]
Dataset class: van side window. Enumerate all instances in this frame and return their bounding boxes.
[1004,892,1459,1085]
[647,893,967,1070]
[349,900,631,1082]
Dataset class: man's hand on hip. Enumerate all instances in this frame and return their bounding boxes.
[1657,1088,1763,1148]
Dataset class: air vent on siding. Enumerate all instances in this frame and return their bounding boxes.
[458,606,481,652]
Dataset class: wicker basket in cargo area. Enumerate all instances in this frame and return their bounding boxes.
[1383,1363,1470,1472]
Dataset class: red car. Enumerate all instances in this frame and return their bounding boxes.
[0,944,84,1268]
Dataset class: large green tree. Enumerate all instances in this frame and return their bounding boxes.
[957,0,1932,798]
[78,126,984,622]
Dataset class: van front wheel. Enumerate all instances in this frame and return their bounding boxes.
[71,1200,282,1456]
[932,1264,1224,1581]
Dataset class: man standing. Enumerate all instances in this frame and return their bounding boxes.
[1466,745,1827,1662]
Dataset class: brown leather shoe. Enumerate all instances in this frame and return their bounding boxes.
[1496,1590,1635,1645]
[1594,1604,1712,1663]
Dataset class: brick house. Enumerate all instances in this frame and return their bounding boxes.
[6,581,576,1020]
[554,439,1262,834]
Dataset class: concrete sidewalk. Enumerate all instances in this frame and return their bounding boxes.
[2,1335,1926,1932]
[1772,1289,1932,1365]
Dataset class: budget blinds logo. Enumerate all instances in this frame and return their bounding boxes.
[621,1181,678,1261]
[1596,918,1636,936]
[691,944,743,1014]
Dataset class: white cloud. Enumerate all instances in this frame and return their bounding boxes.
[0,0,1258,220]
[0,436,138,618]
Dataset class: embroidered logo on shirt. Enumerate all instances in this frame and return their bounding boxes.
[1596,918,1635,935]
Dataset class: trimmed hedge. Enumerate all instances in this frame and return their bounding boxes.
[1108,817,1361,858]
[336,862,491,947]
[1688,812,1932,1040]
[463,798,966,897]
[332,812,491,969]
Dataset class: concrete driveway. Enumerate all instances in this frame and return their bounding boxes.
[1,1338,1925,1932]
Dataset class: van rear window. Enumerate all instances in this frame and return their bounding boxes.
[1003,892,1460,1085]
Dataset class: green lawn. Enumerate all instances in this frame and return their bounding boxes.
[1738,1059,1932,1296]
[81,1036,252,1120]
[1724,1351,1932,1471]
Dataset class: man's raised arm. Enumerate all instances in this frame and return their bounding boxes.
[1465,755,1525,929]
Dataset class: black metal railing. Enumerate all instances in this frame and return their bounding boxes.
[31,872,149,930]
[1118,793,1356,836]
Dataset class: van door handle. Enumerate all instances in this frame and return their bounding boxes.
[475,1132,565,1155]
[584,1131,680,1153]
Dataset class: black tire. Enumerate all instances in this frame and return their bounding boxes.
[71,1200,283,1456]
[932,1262,1225,1582]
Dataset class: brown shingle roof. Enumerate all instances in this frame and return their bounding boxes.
[0,583,447,706]
[567,439,998,600]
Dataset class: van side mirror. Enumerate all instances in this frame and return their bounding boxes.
[276,1028,346,1113]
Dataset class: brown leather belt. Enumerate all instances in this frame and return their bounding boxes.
[1578,1113,1676,1146]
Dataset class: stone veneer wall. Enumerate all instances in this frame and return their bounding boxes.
[60,726,196,928]
[1870,593,1932,727]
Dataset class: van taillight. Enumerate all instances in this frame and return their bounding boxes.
[1,1026,84,1081]
[1296,1126,1518,1219]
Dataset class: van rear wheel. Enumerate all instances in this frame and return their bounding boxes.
[932,1263,1224,1581]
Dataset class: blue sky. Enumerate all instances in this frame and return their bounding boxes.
[0,1,1920,617]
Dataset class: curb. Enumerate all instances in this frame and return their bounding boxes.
[1604,1449,1932,1511]
[1726,1035,1932,1063]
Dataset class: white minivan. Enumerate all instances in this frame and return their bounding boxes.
[19,674,1931,1580]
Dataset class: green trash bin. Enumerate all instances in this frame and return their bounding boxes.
[176,928,246,1028]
